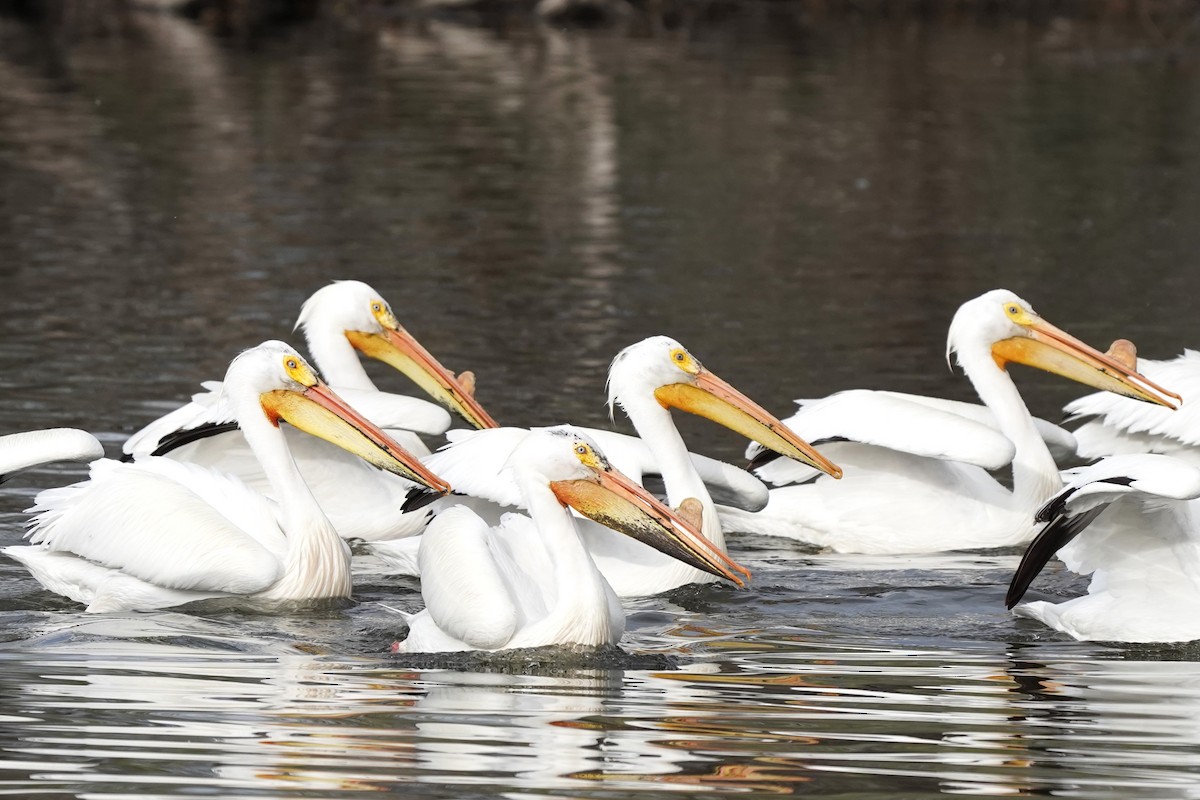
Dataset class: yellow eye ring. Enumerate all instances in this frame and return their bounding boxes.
[286,358,298,370]
[575,445,588,455]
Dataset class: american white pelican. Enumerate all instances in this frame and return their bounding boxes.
[393,426,748,653]
[378,336,841,597]
[0,429,103,481]
[1066,348,1200,466]
[122,280,494,541]
[4,341,451,613]
[1006,454,1200,642]
[721,289,1180,554]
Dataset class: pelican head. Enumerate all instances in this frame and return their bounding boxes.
[514,426,749,586]
[297,280,498,429]
[224,341,451,494]
[947,289,1180,408]
[607,336,842,479]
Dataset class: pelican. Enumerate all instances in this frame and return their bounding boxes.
[394,426,748,653]
[720,289,1180,554]
[376,336,841,597]
[0,429,103,481]
[122,280,494,541]
[1066,348,1200,466]
[1006,454,1200,642]
[4,341,451,613]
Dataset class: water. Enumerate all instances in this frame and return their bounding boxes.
[3,6,1200,797]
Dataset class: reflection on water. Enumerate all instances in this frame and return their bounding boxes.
[4,614,1200,797]
[4,6,1200,798]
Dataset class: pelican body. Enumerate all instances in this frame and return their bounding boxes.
[5,342,450,613]
[394,427,748,653]
[122,280,494,542]
[721,290,1180,554]
[374,336,840,598]
[1006,454,1200,642]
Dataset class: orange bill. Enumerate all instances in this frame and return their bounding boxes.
[992,319,1180,409]
[655,368,842,479]
[346,326,499,429]
[551,464,750,587]
[262,380,451,494]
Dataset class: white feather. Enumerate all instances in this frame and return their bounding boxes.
[120,281,466,543]
[4,342,384,612]
[727,290,1161,555]
[395,429,628,653]
[1067,350,1200,457]
[1013,454,1200,642]
[0,429,103,478]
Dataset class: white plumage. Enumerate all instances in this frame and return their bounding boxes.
[5,341,448,613]
[1007,454,1200,642]
[1067,349,1200,465]
[394,427,741,653]
[375,336,835,597]
[122,280,492,542]
[722,289,1178,554]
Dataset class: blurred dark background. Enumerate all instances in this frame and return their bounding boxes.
[2,0,1199,462]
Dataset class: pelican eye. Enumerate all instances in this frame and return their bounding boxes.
[1005,304,1021,316]
[282,355,315,385]
[573,442,606,469]
[370,299,399,329]
[670,348,693,370]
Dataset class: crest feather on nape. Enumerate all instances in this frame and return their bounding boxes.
[294,282,336,332]
[606,346,633,422]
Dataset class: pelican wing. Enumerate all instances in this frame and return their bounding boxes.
[747,390,1018,487]
[417,505,522,650]
[875,391,1078,463]
[333,388,451,436]
[123,381,233,458]
[1066,351,1200,456]
[1008,454,1200,610]
[721,441,1021,553]
[577,427,769,512]
[423,426,769,513]
[0,429,103,480]
[26,458,286,594]
[422,428,535,509]
[125,383,449,461]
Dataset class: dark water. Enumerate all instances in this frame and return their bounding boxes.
[3,8,1200,797]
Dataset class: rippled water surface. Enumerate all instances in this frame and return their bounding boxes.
[3,7,1200,797]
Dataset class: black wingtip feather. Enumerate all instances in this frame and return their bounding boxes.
[746,449,782,472]
[149,421,242,458]
[401,487,443,514]
[1034,475,1133,524]
[1006,505,1106,609]
[748,437,846,474]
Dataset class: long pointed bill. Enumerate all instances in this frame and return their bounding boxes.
[261,382,452,494]
[654,369,843,479]
[550,468,750,587]
[992,320,1181,409]
[345,328,500,429]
